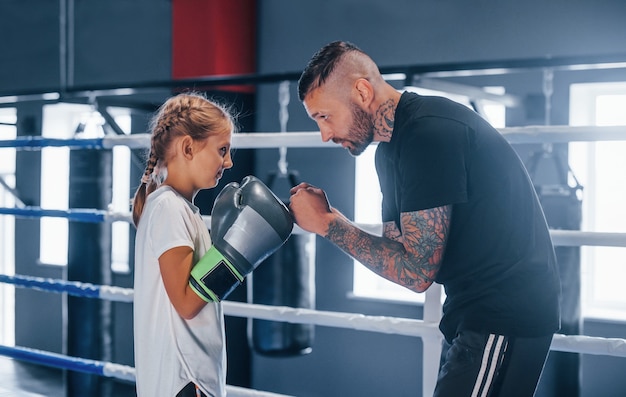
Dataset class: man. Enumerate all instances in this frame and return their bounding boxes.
[289,41,561,396]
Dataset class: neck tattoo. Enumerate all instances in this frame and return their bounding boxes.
[374,99,395,140]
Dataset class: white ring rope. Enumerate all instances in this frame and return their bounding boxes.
[550,230,626,248]
[551,334,626,357]
[127,125,626,147]
[224,301,441,339]
[0,125,625,151]
[1,274,626,358]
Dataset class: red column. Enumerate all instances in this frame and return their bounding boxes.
[172,0,256,92]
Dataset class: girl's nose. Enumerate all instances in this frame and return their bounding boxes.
[224,151,234,169]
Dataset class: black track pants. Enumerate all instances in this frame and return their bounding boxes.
[434,331,553,397]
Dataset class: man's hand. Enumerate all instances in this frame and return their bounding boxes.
[289,182,336,236]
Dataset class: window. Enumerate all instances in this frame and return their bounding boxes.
[569,82,626,320]
[109,112,132,274]
[352,142,418,303]
[39,104,131,272]
[352,88,505,304]
[39,104,77,265]
[0,108,17,345]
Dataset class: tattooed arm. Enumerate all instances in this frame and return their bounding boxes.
[289,182,451,292]
[379,208,450,290]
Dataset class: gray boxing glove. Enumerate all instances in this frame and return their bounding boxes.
[189,175,293,302]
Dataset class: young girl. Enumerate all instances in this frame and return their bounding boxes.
[132,92,235,397]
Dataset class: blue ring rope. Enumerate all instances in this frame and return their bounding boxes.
[0,137,104,149]
[0,345,294,395]
[0,344,109,377]
[0,206,106,223]
[0,274,102,299]
[0,205,198,226]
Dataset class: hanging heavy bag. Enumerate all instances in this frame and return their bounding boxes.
[526,147,584,396]
[528,149,582,231]
[248,171,315,356]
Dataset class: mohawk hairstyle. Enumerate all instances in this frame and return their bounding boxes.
[298,41,363,101]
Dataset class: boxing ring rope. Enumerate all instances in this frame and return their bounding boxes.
[1,125,626,150]
[1,124,626,396]
[0,344,291,397]
[2,206,626,250]
[0,344,136,382]
[2,273,626,359]
[0,274,441,339]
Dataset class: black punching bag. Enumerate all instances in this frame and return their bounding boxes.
[248,171,315,356]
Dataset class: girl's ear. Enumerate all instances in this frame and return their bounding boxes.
[181,136,194,159]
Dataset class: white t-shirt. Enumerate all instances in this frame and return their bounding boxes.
[134,186,226,397]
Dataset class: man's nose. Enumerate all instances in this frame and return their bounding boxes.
[319,126,333,143]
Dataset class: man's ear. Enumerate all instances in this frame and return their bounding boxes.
[354,78,374,108]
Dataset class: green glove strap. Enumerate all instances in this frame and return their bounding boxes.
[189,246,244,302]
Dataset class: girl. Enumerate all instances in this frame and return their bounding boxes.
[132,92,235,397]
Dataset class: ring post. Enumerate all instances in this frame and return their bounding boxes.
[422,284,443,397]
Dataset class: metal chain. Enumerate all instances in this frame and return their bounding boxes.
[278,80,290,175]
[543,68,554,126]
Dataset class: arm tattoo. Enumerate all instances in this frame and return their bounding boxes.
[325,206,451,292]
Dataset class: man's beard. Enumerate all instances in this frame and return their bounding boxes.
[346,104,375,156]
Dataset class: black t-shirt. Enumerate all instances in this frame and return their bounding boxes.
[375,92,561,342]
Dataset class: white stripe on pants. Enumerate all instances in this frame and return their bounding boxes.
[471,334,508,397]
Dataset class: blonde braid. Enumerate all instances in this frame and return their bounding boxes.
[141,149,158,185]
[141,118,170,186]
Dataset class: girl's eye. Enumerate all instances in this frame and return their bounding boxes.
[219,147,229,156]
